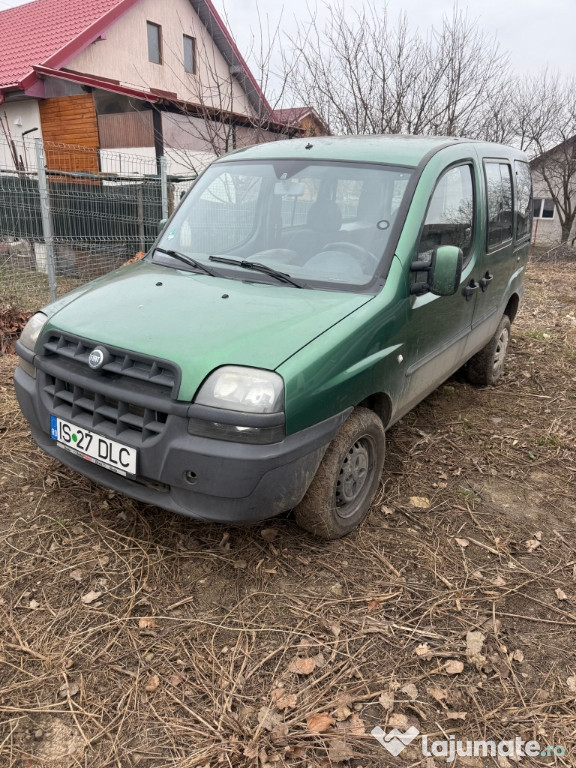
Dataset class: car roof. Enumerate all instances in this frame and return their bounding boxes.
[218,134,526,168]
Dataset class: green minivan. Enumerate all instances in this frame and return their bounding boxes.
[14,135,532,538]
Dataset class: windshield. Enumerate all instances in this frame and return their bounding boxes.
[156,159,413,290]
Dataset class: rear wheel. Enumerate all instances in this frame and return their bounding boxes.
[293,407,385,539]
[466,314,511,386]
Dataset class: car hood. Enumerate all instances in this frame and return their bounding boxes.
[43,260,373,401]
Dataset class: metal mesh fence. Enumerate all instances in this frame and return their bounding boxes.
[0,137,196,311]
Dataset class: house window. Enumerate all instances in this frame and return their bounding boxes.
[533,197,555,219]
[147,22,162,64]
[183,35,196,74]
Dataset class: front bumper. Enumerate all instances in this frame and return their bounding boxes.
[14,361,350,523]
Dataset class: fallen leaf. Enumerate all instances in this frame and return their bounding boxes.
[58,681,79,698]
[168,673,184,687]
[244,744,259,759]
[455,537,469,548]
[410,496,430,509]
[313,652,326,669]
[555,588,568,601]
[446,711,467,720]
[270,723,289,741]
[401,683,418,700]
[444,660,464,675]
[260,528,278,542]
[388,713,409,729]
[367,599,383,611]
[81,590,102,605]
[69,569,83,582]
[534,530,542,541]
[415,643,433,659]
[257,706,281,732]
[306,712,335,733]
[466,630,486,669]
[138,617,158,629]
[428,686,448,703]
[317,617,341,636]
[331,583,344,596]
[378,691,394,711]
[145,674,160,692]
[347,713,365,735]
[492,575,506,587]
[29,599,40,610]
[328,740,354,763]
[524,539,541,552]
[288,657,316,675]
[566,676,576,693]
[511,649,524,663]
[271,688,297,710]
[333,704,352,722]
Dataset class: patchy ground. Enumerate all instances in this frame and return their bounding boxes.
[0,261,575,768]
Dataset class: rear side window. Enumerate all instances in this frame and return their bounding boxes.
[485,161,513,249]
[514,160,532,240]
[418,164,475,263]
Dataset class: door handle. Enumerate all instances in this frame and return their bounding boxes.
[479,271,493,291]
[462,279,480,300]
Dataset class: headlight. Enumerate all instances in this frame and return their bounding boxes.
[19,312,48,353]
[194,366,284,414]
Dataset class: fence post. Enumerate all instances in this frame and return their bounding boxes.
[160,156,168,220]
[34,139,57,301]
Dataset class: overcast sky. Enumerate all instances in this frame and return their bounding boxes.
[1,0,574,78]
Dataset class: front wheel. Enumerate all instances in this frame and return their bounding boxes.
[466,314,511,386]
[293,407,385,540]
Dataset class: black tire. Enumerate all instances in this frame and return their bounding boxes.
[293,407,385,540]
[466,314,511,386]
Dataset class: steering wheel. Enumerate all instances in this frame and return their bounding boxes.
[321,241,379,271]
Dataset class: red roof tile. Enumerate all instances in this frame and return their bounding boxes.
[272,107,312,125]
[0,0,134,89]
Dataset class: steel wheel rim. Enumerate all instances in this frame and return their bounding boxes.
[492,326,509,376]
[335,435,375,518]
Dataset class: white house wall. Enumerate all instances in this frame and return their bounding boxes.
[0,99,43,170]
[531,170,572,246]
[67,0,254,117]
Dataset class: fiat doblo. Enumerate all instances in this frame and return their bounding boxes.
[14,135,531,538]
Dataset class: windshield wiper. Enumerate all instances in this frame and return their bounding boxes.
[154,247,217,276]
[208,256,303,288]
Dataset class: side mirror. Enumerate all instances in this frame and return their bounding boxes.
[429,245,463,296]
[158,218,168,235]
[410,245,463,296]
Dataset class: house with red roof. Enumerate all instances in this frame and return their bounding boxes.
[0,0,314,174]
[272,107,330,138]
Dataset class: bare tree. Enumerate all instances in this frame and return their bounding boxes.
[281,2,511,141]
[513,71,576,243]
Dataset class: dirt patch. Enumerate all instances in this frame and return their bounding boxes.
[1,262,575,767]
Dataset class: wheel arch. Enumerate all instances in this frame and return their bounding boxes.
[357,391,393,429]
[504,292,520,323]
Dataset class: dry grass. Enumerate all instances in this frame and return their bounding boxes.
[0,261,575,767]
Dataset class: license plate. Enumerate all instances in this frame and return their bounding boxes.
[50,415,137,477]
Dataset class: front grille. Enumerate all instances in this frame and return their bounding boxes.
[42,335,177,396]
[39,333,181,444]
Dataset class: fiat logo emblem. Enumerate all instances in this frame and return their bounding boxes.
[88,348,106,369]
